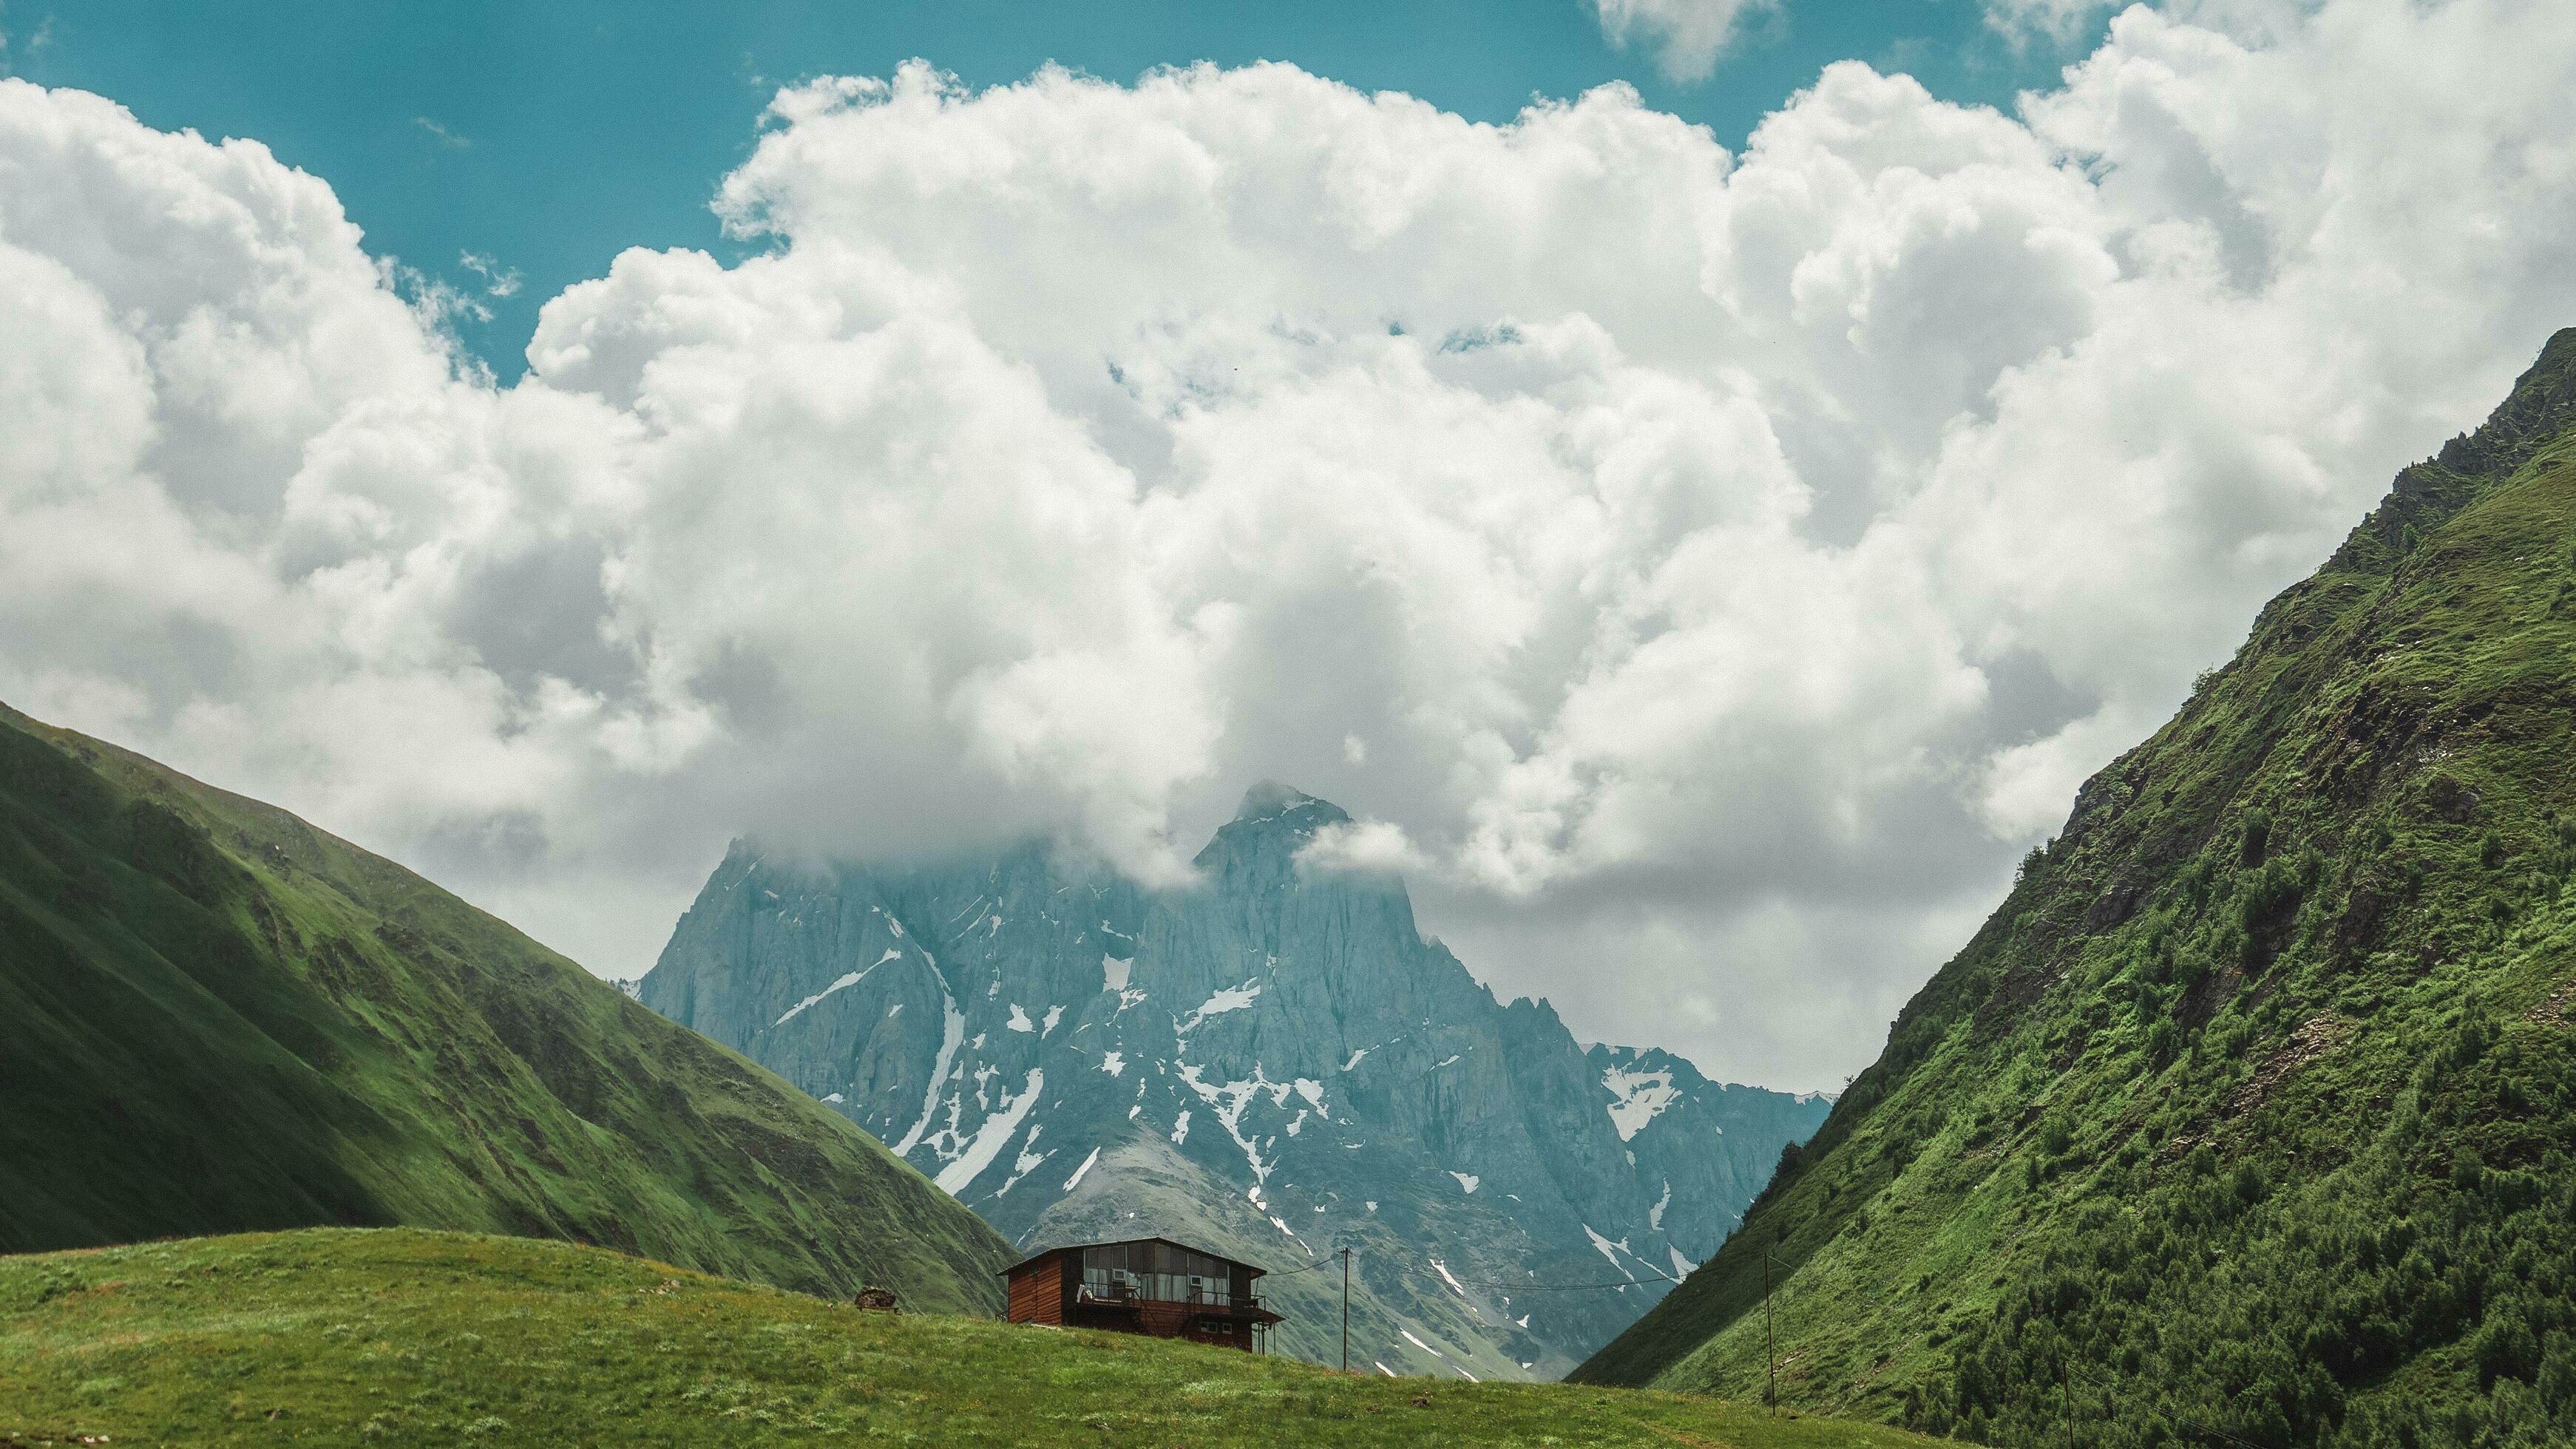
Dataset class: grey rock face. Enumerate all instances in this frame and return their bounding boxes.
[1587,1043,1835,1273]
[640,784,1827,1377]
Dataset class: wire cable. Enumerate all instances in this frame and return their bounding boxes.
[1392,1264,1685,1292]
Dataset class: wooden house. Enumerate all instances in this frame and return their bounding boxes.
[1000,1237,1284,1352]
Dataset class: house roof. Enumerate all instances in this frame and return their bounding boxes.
[997,1235,1270,1279]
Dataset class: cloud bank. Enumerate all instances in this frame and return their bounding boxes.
[3,0,2572,1089]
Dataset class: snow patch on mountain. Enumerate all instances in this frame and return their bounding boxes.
[889,979,966,1157]
[1176,1059,1291,1187]
[773,960,887,1027]
[1176,981,1261,1034]
[1601,1062,1681,1141]
[935,1068,1044,1195]
[1583,1226,1634,1288]
[994,1124,1052,1196]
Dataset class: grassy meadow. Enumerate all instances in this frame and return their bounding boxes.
[0,1228,1933,1448]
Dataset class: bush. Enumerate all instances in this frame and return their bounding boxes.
[2476,1312,2541,1390]
[2241,808,2274,865]
[2148,1018,2182,1068]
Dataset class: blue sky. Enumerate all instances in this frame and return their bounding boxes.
[9,1,2100,376]
[5,2,2570,1085]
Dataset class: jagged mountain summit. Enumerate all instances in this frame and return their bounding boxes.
[1576,333,2576,1447]
[640,783,1826,1377]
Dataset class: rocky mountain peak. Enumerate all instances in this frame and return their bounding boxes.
[1216,780,1352,841]
[640,790,1826,1378]
[1233,778,1328,820]
[1196,781,1358,882]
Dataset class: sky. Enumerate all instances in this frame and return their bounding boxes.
[8,1,2092,376]
[2,1,2573,1092]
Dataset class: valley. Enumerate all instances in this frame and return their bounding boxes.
[2,8,2568,1444]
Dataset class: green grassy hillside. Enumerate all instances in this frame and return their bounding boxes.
[0,1228,1936,1447]
[0,705,1013,1313]
[1574,329,2576,1449]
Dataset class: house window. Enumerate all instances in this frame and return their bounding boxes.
[1079,1245,1234,1306]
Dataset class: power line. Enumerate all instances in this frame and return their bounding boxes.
[1393,1264,1685,1293]
[1274,1247,1684,1295]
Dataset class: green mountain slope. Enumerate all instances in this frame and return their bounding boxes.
[1573,328,2576,1448]
[0,1227,1936,1447]
[0,705,1014,1314]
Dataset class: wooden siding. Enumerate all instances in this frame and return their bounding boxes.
[1004,1256,1063,1326]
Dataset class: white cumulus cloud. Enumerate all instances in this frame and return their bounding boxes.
[1590,0,1779,81]
[1981,0,2120,48]
[1,0,2573,1089]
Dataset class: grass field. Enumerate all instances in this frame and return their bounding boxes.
[0,1228,1933,1448]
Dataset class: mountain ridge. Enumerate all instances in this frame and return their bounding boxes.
[0,702,1016,1313]
[1573,328,2576,1447]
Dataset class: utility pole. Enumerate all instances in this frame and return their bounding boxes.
[1339,1248,1353,1372]
[1763,1238,1777,1414]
